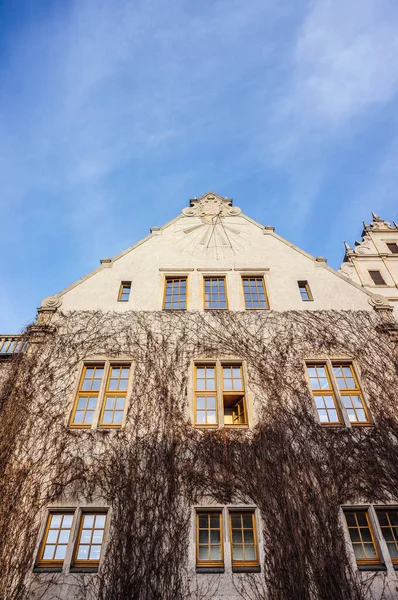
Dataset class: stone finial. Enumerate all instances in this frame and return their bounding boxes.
[371,212,383,222]
[344,241,352,251]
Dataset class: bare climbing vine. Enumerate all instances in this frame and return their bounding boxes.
[0,309,397,600]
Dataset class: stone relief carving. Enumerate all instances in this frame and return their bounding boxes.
[41,295,62,309]
[182,194,242,221]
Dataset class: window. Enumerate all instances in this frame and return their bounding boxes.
[163,277,187,310]
[376,509,398,563]
[386,243,398,254]
[196,511,223,567]
[344,510,380,565]
[37,512,74,567]
[194,361,247,427]
[70,362,131,429]
[204,277,228,309]
[73,513,107,567]
[298,280,313,301]
[306,361,371,426]
[369,270,387,285]
[242,277,269,309]
[230,511,259,566]
[118,281,131,302]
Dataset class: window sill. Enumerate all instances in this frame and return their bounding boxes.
[232,565,261,573]
[69,566,99,573]
[357,564,386,572]
[196,567,225,574]
[33,567,62,573]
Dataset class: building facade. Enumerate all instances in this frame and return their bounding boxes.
[0,192,398,600]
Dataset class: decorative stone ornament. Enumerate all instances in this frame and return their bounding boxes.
[182,193,242,221]
[368,294,391,308]
[40,295,62,309]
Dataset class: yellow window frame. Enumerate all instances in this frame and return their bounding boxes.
[117,281,131,302]
[376,509,398,564]
[37,511,75,568]
[332,363,371,426]
[298,280,313,301]
[72,512,107,568]
[98,364,130,428]
[203,276,228,310]
[222,364,247,427]
[69,364,105,429]
[344,510,381,565]
[306,363,342,426]
[229,510,259,567]
[241,276,269,309]
[194,364,218,427]
[163,276,188,310]
[196,511,224,568]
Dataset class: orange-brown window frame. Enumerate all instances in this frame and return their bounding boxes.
[163,276,188,310]
[298,280,313,301]
[222,364,247,427]
[344,510,381,566]
[196,511,224,568]
[118,281,131,302]
[241,276,269,309]
[332,362,371,426]
[37,511,75,568]
[98,364,130,428]
[203,277,228,310]
[306,363,342,426]
[376,509,398,564]
[229,510,259,567]
[69,364,105,429]
[72,511,107,569]
[194,364,218,428]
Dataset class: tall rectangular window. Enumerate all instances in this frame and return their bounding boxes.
[194,365,217,426]
[376,509,398,563]
[38,512,74,567]
[163,277,187,310]
[70,364,105,427]
[298,281,313,301]
[242,277,268,309]
[204,277,228,309]
[229,511,259,566]
[196,511,223,567]
[386,242,398,254]
[306,364,341,425]
[344,510,380,565]
[73,513,107,567]
[118,282,131,302]
[194,361,247,427]
[369,270,387,285]
[306,361,371,427]
[99,365,130,427]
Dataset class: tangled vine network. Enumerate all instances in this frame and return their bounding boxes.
[0,309,397,600]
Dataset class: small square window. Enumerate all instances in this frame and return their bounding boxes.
[298,281,313,301]
[368,270,387,285]
[118,282,131,302]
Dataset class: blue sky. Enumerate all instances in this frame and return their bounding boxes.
[1,0,398,331]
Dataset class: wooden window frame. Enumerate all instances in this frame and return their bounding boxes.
[163,276,188,310]
[117,281,131,302]
[305,360,372,427]
[376,508,398,565]
[37,511,75,568]
[72,511,108,569]
[229,510,259,568]
[343,509,381,566]
[69,361,132,429]
[203,276,228,310]
[368,270,387,286]
[298,280,313,301]
[195,510,224,568]
[241,276,269,310]
[193,360,249,429]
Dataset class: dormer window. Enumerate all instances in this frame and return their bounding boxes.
[368,270,386,285]
[386,242,398,254]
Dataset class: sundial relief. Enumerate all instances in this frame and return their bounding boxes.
[174,194,251,258]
